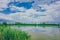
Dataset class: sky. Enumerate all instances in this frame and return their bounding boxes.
[0,0,60,24]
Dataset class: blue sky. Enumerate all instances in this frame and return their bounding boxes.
[0,0,60,24]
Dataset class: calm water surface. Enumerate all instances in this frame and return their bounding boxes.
[11,26,60,40]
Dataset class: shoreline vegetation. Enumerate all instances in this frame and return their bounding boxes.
[0,22,31,40]
[0,22,60,27]
[0,22,60,40]
[0,27,31,40]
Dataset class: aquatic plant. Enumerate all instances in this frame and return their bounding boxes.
[0,27,31,40]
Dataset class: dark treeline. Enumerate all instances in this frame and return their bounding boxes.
[0,22,60,27]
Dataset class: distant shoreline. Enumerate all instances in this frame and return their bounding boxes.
[0,23,60,27]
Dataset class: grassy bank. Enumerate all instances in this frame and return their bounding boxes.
[0,26,31,40]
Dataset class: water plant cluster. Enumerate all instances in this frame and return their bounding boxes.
[0,26,31,40]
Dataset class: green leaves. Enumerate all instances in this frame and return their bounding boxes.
[0,27,31,40]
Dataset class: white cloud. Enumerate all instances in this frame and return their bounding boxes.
[0,0,60,23]
[0,13,13,20]
[0,7,55,23]
[0,0,10,9]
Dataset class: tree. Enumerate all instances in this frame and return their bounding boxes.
[3,22,7,26]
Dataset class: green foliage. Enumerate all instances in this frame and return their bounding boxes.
[0,27,31,40]
[2,22,7,26]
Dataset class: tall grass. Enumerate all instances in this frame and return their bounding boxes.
[0,26,31,40]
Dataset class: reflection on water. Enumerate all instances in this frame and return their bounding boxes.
[11,26,60,40]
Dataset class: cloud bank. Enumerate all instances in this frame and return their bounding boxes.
[0,0,60,24]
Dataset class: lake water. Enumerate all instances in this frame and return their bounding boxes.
[11,26,60,40]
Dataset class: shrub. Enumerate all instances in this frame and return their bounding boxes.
[0,27,31,40]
